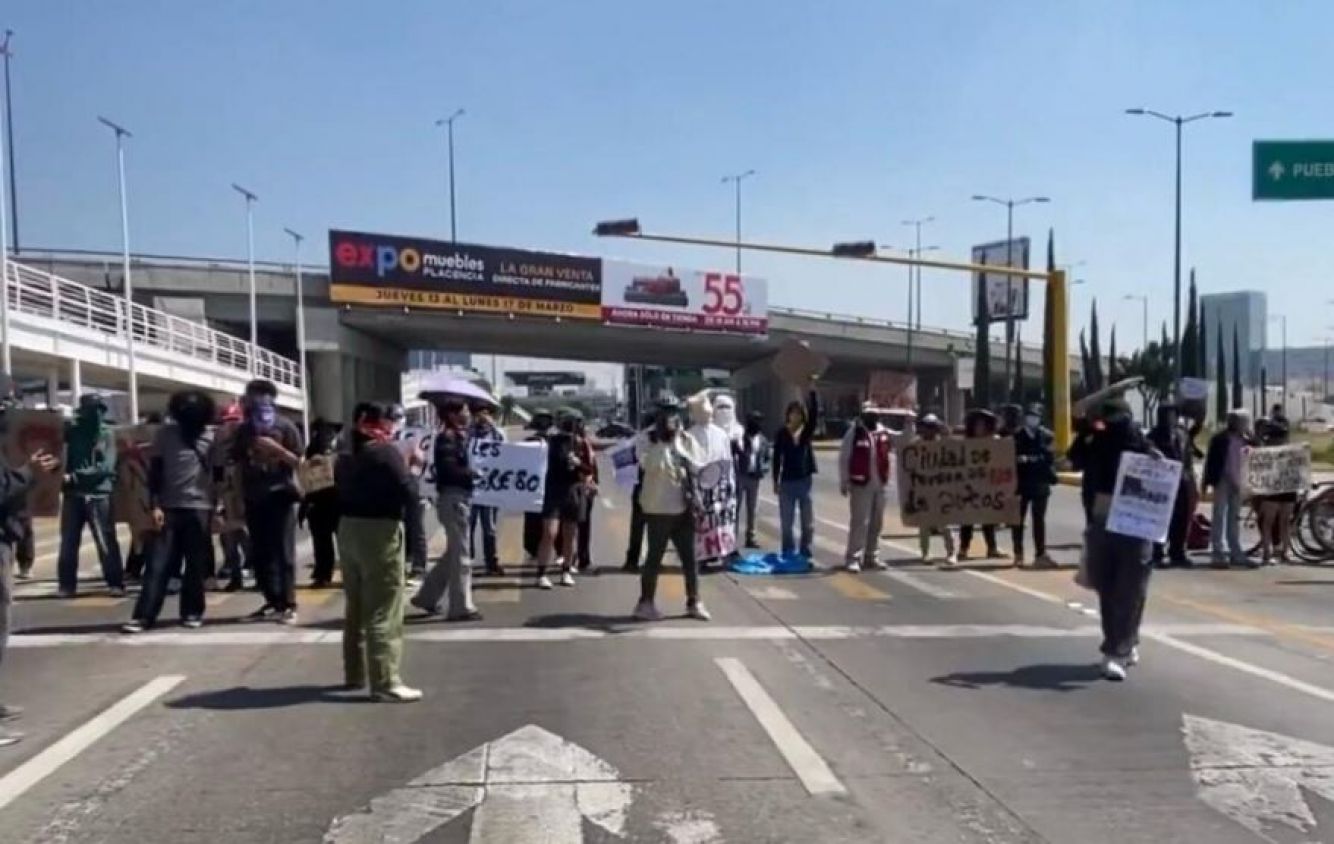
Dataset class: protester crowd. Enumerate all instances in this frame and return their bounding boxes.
[0,373,1309,745]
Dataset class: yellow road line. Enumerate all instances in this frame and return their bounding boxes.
[656,569,686,602]
[474,577,522,604]
[295,587,340,608]
[1156,593,1334,654]
[826,571,891,601]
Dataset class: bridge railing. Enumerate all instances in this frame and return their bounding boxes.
[4,261,302,392]
[768,305,976,341]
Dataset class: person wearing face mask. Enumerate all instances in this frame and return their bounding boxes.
[1010,403,1056,569]
[1203,409,1256,568]
[231,379,304,624]
[685,392,738,567]
[1077,397,1159,681]
[522,411,555,562]
[912,414,958,567]
[712,395,744,444]
[123,390,221,633]
[468,404,506,576]
[772,386,820,559]
[388,404,428,580]
[735,411,771,549]
[1147,403,1199,568]
[532,409,586,590]
[633,397,710,621]
[838,402,895,572]
[57,393,126,598]
[957,409,1003,561]
[413,398,482,620]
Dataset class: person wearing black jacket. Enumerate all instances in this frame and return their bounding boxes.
[1076,397,1160,682]
[0,384,60,746]
[299,420,342,588]
[412,398,481,621]
[335,402,421,703]
[772,388,820,558]
[1147,404,1201,568]
[1010,403,1057,568]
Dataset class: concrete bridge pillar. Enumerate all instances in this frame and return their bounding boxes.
[70,358,82,401]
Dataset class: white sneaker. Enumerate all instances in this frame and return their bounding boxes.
[687,601,711,621]
[536,575,554,590]
[845,561,862,573]
[121,620,144,635]
[1126,647,1140,667]
[940,554,958,569]
[372,685,423,703]
[919,552,931,563]
[632,601,663,622]
[182,617,203,630]
[1101,657,1127,681]
[868,560,888,570]
[558,571,576,587]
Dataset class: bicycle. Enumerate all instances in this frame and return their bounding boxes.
[1243,481,1334,563]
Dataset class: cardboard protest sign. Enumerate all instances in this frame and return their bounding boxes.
[867,370,917,410]
[298,455,335,494]
[111,424,158,530]
[609,438,639,490]
[896,437,1019,529]
[1244,443,1311,498]
[1106,453,1182,543]
[3,410,64,518]
[692,457,738,561]
[771,339,829,387]
[470,439,547,512]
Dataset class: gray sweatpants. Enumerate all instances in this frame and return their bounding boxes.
[844,483,886,566]
[413,489,475,617]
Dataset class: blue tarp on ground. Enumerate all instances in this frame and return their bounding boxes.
[728,551,814,575]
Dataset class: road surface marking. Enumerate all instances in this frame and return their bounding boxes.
[473,577,523,604]
[600,496,615,510]
[7,622,1265,648]
[965,569,1066,605]
[324,724,630,844]
[0,674,185,812]
[1183,713,1334,841]
[656,571,686,602]
[1157,593,1334,654]
[744,584,799,600]
[827,571,891,601]
[878,569,958,599]
[295,587,340,607]
[715,656,846,796]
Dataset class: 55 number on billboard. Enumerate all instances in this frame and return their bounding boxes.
[703,273,745,316]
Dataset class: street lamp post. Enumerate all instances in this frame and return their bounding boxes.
[972,195,1050,403]
[721,170,756,273]
[2,31,16,252]
[901,216,934,333]
[0,36,10,376]
[435,109,465,241]
[1122,294,1149,351]
[284,227,309,442]
[98,116,138,420]
[1125,107,1232,390]
[232,183,258,375]
[1268,313,1288,413]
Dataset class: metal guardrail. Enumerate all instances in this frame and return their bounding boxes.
[4,261,302,391]
[768,305,976,341]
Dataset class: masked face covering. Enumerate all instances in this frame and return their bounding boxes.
[357,417,394,444]
[1024,414,1040,431]
[859,412,879,429]
[246,397,277,433]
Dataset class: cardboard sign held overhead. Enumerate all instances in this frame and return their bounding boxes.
[867,370,917,410]
[771,339,829,387]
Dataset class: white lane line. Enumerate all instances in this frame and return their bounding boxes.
[0,674,185,812]
[600,496,615,511]
[714,657,846,796]
[965,569,1065,605]
[744,584,799,601]
[7,623,1265,647]
[880,569,958,600]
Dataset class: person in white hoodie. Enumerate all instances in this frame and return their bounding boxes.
[684,392,738,566]
[633,398,710,622]
[712,394,744,444]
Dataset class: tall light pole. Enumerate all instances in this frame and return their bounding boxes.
[721,169,756,273]
[1268,313,1287,413]
[1,31,16,252]
[435,109,464,241]
[1125,108,1232,391]
[232,183,258,374]
[284,227,309,441]
[98,117,138,420]
[1122,294,1149,351]
[901,216,934,332]
[0,34,9,376]
[972,194,1049,403]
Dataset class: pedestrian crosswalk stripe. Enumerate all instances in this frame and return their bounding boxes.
[826,571,891,601]
[474,578,522,604]
[744,584,799,600]
[295,587,340,607]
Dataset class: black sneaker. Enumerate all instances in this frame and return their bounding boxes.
[246,605,278,621]
[0,704,22,722]
[486,564,506,577]
[223,579,243,593]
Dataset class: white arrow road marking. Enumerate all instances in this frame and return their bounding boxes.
[1183,713,1334,841]
[323,724,631,844]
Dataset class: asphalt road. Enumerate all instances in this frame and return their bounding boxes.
[2,461,1333,843]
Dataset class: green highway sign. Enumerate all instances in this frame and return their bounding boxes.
[1253,140,1334,200]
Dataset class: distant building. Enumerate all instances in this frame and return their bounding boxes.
[1201,291,1266,387]
[408,350,472,370]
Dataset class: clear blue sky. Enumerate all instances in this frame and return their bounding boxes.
[6,0,1334,348]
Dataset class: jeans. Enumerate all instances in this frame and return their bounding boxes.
[469,505,499,568]
[738,475,761,544]
[57,493,125,593]
[778,477,814,557]
[337,517,406,692]
[624,486,646,566]
[15,516,33,575]
[220,528,249,586]
[1012,493,1049,559]
[415,490,474,617]
[958,524,999,557]
[1085,521,1152,658]
[133,509,212,625]
[844,483,885,566]
[641,512,699,604]
[308,503,340,584]
[246,499,297,611]
[1210,478,1245,560]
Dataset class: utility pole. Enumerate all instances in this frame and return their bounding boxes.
[721,170,756,273]
[1,31,16,252]
[98,116,138,421]
[435,109,465,241]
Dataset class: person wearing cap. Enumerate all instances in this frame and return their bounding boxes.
[468,403,506,576]
[1203,409,1255,567]
[231,379,304,624]
[413,397,482,620]
[0,382,60,748]
[912,414,958,566]
[57,393,126,598]
[735,410,771,549]
[1010,403,1057,568]
[1254,406,1296,565]
[1147,403,1200,567]
[838,402,896,571]
[957,409,1003,561]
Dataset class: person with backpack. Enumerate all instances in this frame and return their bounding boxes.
[838,402,894,572]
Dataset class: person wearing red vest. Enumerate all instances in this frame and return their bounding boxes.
[838,403,896,571]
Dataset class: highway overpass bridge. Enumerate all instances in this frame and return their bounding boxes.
[20,250,1070,424]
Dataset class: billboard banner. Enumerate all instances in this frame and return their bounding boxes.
[328,230,602,320]
[601,261,768,335]
[971,237,1031,323]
